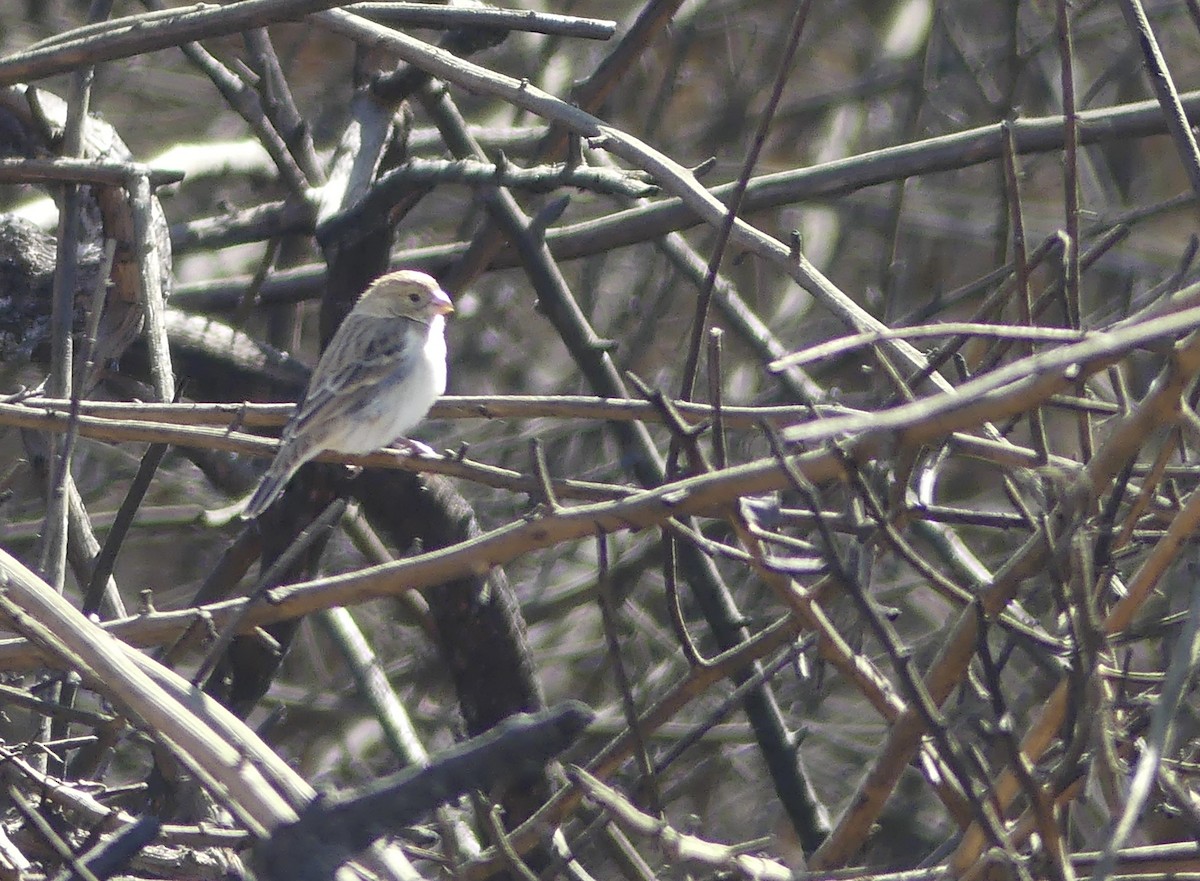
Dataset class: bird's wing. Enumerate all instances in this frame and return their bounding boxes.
[283,315,421,440]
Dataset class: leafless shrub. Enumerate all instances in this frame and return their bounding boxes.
[0,2,1199,880]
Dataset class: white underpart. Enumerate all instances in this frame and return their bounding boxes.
[325,314,447,454]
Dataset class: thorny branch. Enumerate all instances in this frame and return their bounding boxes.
[2,3,1200,881]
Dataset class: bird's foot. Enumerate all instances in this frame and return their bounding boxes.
[390,437,437,457]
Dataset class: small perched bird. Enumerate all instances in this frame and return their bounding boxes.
[242,270,454,519]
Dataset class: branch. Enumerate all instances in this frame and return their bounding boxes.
[256,703,594,881]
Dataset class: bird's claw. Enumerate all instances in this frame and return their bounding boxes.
[392,438,437,457]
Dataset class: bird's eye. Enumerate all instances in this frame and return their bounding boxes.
[409,293,421,303]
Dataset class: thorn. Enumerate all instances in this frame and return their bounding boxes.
[566,133,583,168]
[530,194,571,238]
[530,438,559,512]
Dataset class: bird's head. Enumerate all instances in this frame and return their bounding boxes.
[355,269,455,321]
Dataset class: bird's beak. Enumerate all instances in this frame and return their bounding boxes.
[433,288,455,316]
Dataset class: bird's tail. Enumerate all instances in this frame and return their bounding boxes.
[241,443,311,519]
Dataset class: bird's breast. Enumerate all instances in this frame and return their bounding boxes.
[329,319,447,454]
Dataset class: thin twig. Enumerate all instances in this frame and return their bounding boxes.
[675,0,811,403]
[595,533,663,815]
[192,499,347,688]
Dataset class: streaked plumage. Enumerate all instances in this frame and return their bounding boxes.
[242,270,453,519]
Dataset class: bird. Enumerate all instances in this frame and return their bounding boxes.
[242,269,454,519]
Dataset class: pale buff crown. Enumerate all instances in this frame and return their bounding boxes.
[352,269,455,321]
